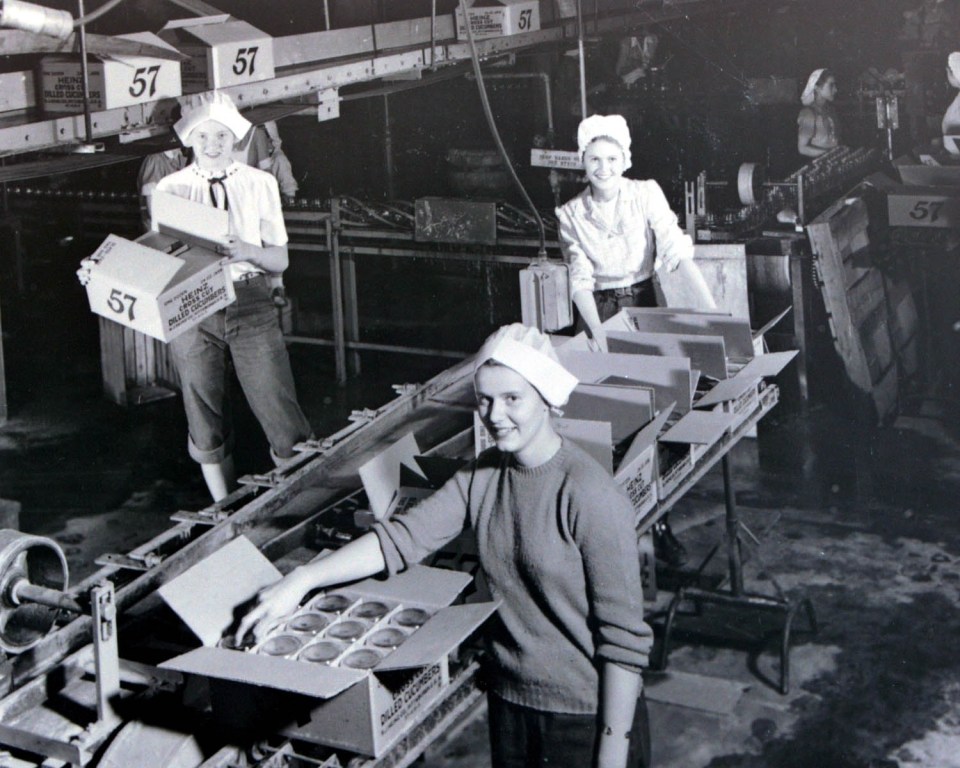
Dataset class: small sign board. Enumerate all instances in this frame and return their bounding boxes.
[455,0,540,40]
[530,148,582,170]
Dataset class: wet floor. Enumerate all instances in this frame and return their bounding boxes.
[2,276,960,767]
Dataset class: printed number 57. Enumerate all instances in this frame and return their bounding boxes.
[129,65,160,98]
[909,200,944,223]
[233,47,259,76]
[107,289,137,321]
[518,9,533,29]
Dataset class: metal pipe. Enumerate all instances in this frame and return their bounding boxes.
[575,0,587,119]
[285,335,468,360]
[11,580,84,614]
[323,0,330,30]
[383,95,395,198]
[76,0,93,144]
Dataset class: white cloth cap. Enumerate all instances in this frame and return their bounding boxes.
[949,52,960,83]
[173,91,252,145]
[474,323,579,407]
[577,114,632,171]
[801,68,825,106]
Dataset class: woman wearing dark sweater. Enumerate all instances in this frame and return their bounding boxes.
[238,323,654,768]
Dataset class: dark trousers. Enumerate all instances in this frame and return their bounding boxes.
[575,278,658,335]
[488,692,651,767]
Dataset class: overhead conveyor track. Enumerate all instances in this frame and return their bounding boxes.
[0,0,782,158]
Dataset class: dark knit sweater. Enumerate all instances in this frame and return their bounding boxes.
[373,440,653,714]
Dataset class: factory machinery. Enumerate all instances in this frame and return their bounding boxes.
[0,314,808,766]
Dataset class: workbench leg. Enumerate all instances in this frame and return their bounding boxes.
[327,217,347,385]
[790,253,810,401]
[343,252,361,377]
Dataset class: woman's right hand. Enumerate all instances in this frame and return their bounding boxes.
[587,327,609,354]
[235,568,313,645]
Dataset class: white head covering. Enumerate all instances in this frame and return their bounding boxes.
[949,52,960,84]
[474,323,579,408]
[801,68,826,106]
[577,114,632,171]
[173,91,252,145]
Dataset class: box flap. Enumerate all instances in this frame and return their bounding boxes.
[161,14,233,31]
[407,456,466,489]
[347,564,472,608]
[358,433,427,519]
[376,602,500,671]
[158,536,281,646]
[607,330,728,380]
[659,411,735,446]
[556,349,692,414]
[564,383,654,445]
[177,19,268,46]
[616,403,675,475]
[107,31,181,59]
[620,308,755,358]
[160,646,365,698]
[555,418,613,474]
[152,191,230,251]
[694,351,797,408]
[87,235,184,294]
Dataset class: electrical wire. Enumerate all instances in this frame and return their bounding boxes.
[457,0,547,258]
[74,0,126,27]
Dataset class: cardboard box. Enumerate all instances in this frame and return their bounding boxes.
[78,192,234,342]
[610,307,756,360]
[556,346,694,414]
[887,185,960,229]
[455,0,540,40]
[358,432,464,521]
[657,410,736,498]
[694,351,797,429]
[40,32,181,113]
[0,71,35,113]
[160,15,275,91]
[159,537,499,757]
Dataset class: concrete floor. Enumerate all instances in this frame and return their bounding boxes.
[2,278,960,767]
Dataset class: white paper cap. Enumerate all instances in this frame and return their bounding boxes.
[173,91,252,145]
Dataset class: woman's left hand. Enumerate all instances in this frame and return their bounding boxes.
[217,235,252,264]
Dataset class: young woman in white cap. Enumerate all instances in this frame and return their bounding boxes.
[555,113,696,355]
[797,68,840,157]
[555,113,698,566]
[155,91,312,502]
[238,323,653,768]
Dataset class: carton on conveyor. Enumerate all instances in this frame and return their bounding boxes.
[159,536,499,757]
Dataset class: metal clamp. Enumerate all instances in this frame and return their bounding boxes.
[94,552,163,571]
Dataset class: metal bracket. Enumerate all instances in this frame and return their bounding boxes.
[94,552,163,571]
[392,383,421,396]
[170,507,232,526]
[91,581,121,727]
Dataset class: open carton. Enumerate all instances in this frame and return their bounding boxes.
[555,346,695,414]
[40,32,181,112]
[691,350,797,440]
[657,410,737,499]
[159,15,275,91]
[608,307,756,360]
[357,432,465,522]
[159,536,499,757]
[78,192,234,342]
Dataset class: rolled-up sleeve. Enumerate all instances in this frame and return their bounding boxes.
[373,470,472,575]
[556,204,596,296]
[573,483,653,672]
[643,180,693,272]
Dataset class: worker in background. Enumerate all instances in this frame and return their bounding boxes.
[555,113,710,567]
[155,92,312,502]
[615,31,659,87]
[239,323,653,768]
[797,68,841,157]
[941,52,960,154]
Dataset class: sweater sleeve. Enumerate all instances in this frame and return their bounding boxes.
[372,467,472,575]
[642,180,693,272]
[571,473,653,671]
[556,201,597,296]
